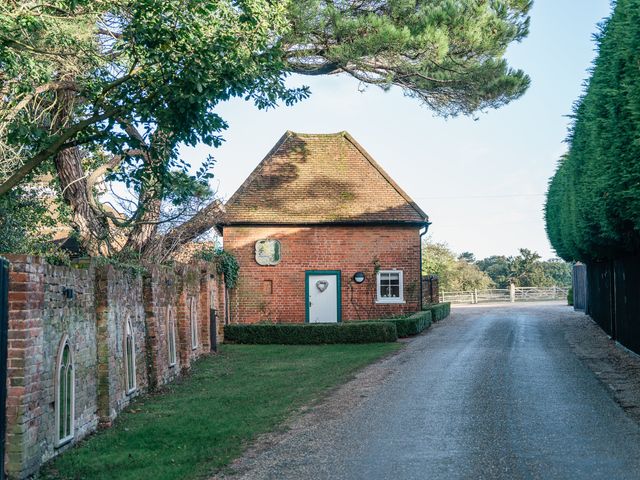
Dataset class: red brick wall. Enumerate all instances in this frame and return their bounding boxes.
[421,275,440,305]
[2,256,225,479]
[95,264,150,425]
[223,225,421,323]
[175,265,210,370]
[5,256,98,478]
[143,266,181,389]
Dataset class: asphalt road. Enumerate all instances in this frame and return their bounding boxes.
[223,303,640,480]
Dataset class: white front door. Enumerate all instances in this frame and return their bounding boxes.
[307,272,340,323]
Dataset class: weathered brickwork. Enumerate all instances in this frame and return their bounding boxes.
[224,225,421,323]
[421,275,440,305]
[95,265,148,425]
[143,266,181,389]
[4,256,98,477]
[175,265,209,370]
[208,272,226,343]
[2,256,225,479]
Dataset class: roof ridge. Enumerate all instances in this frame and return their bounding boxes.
[288,131,347,137]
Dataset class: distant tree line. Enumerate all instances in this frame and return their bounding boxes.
[422,239,572,291]
[545,0,640,262]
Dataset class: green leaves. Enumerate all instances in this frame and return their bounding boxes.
[283,0,532,116]
[0,185,67,260]
[0,0,308,189]
[1,0,534,257]
[421,238,494,291]
[425,241,572,290]
[545,0,640,262]
[1,0,532,194]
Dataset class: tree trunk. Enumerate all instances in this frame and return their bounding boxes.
[52,89,222,260]
[54,146,111,255]
[53,88,111,255]
[123,196,162,256]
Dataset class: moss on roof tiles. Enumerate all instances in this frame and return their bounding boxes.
[220,131,428,225]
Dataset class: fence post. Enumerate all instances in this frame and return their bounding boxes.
[510,283,515,303]
[474,289,478,304]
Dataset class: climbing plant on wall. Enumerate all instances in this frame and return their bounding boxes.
[195,247,239,289]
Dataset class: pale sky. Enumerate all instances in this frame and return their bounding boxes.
[180,1,612,260]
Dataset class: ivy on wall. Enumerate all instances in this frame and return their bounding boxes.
[195,247,239,289]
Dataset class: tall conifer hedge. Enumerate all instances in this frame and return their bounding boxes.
[545,0,640,262]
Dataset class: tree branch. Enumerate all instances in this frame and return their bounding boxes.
[0,107,120,195]
[159,199,224,253]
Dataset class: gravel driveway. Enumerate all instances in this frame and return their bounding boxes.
[214,303,640,480]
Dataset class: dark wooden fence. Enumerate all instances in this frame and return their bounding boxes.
[586,255,640,355]
[572,263,588,311]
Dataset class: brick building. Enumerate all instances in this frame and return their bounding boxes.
[218,131,430,324]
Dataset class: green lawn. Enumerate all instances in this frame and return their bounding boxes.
[39,343,401,480]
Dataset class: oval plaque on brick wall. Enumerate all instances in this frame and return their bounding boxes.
[255,239,281,266]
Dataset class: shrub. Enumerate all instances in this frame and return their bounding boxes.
[567,287,574,306]
[224,322,398,344]
[376,311,432,338]
[423,302,451,322]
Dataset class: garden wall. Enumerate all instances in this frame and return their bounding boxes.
[2,255,225,479]
[421,275,439,306]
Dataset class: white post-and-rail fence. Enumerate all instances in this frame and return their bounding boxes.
[440,286,570,304]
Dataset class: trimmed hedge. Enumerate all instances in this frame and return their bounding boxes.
[544,0,640,262]
[376,310,432,338]
[423,302,451,322]
[224,322,398,345]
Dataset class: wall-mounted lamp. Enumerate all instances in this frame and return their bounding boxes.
[62,287,74,300]
[353,272,365,284]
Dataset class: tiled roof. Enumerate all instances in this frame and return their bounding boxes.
[219,131,429,226]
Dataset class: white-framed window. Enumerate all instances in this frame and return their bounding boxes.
[55,336,74,446]
[124,319,137,394]
[376,270,404,304]
[190,297,199,350]
[167,306,177,367]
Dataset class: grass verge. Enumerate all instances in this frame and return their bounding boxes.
[39,343,401,480]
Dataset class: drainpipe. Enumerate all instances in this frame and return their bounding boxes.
[419,222,431,310]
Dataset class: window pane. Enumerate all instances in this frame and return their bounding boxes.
[126,336,133,390]
[169,318,176,364]
[59,365,66,439]
[66,366,73,436]
[191,298,198,348]
[378,272,401,299]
